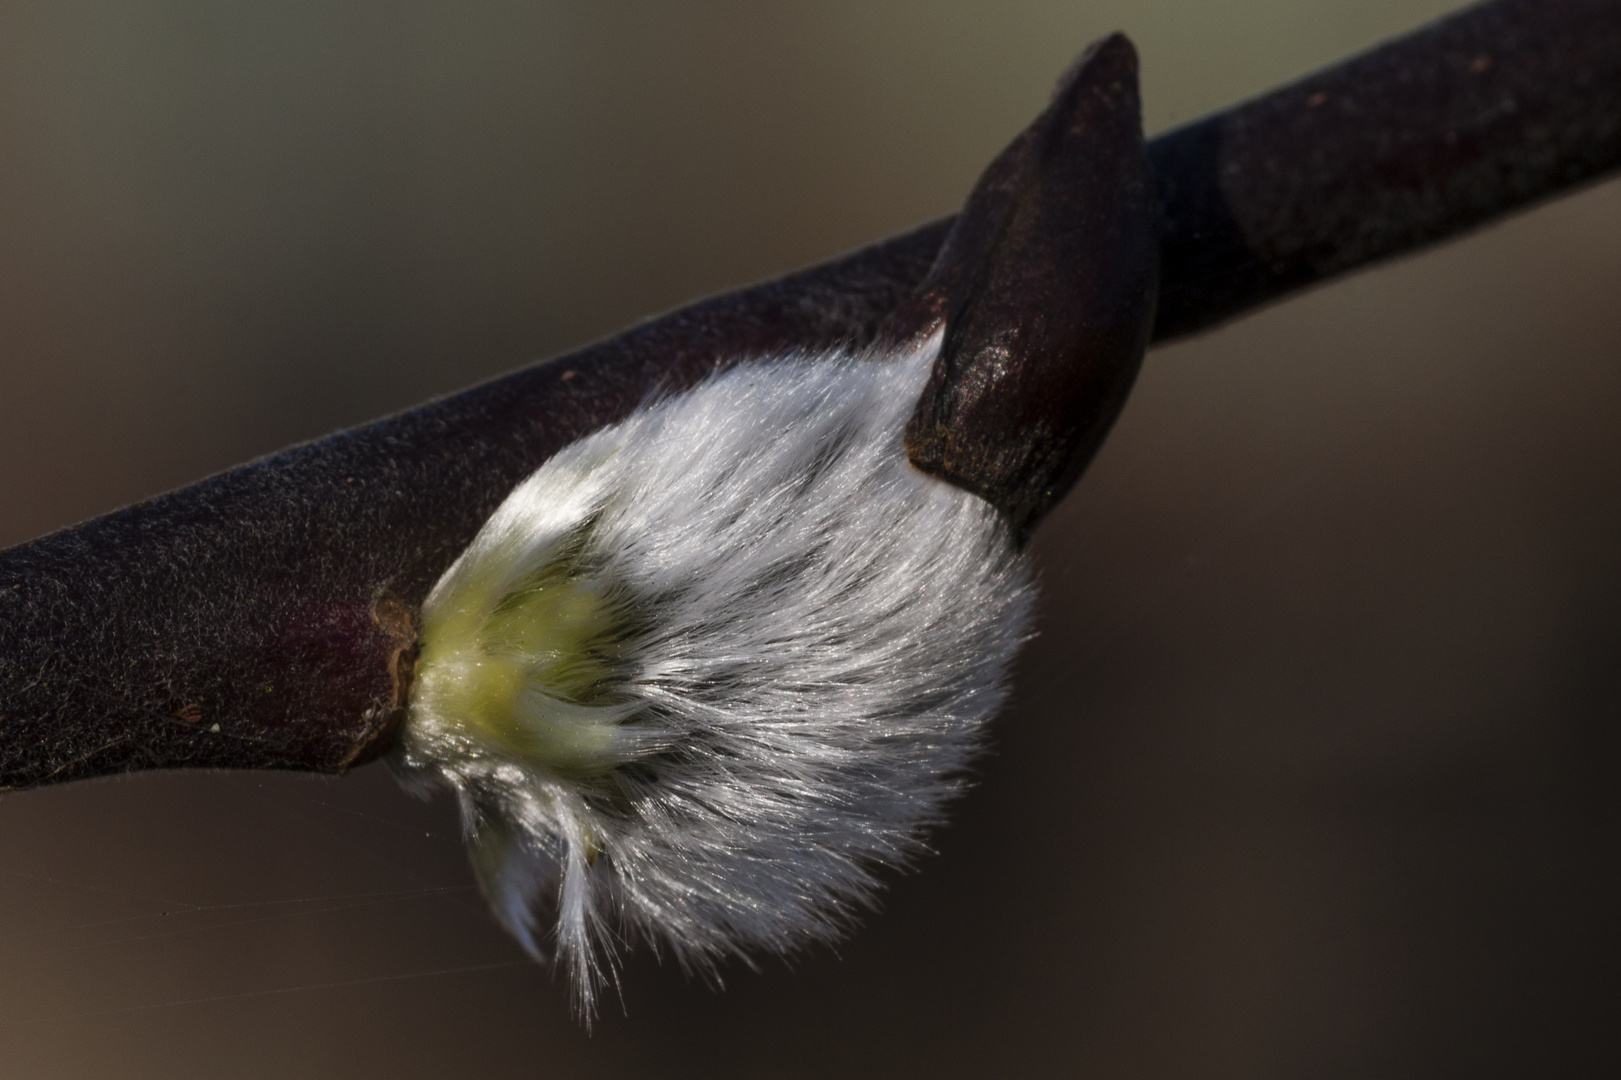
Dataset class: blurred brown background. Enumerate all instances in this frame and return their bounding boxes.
[1,1,1617,1076]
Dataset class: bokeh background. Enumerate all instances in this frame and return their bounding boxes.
[2,1,1617,1076]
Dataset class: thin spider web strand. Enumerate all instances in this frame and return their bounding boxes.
[11,960,531,1027]
[3,886,478,961]
[0,884,474,946]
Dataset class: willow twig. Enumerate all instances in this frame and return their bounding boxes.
[1,0,1617,788]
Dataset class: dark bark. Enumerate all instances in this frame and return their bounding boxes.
[1151,0,1621,339]
[2,0,1618,787]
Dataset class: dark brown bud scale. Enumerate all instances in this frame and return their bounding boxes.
[899,35,1159,539]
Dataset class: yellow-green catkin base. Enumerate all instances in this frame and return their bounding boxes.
[411,526,643,780]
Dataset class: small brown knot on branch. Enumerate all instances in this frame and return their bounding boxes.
[345,593,421,769]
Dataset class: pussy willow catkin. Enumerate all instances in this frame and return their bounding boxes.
[391,337,1033,1018]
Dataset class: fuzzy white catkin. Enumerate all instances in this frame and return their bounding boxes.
[391,336,1034,1019]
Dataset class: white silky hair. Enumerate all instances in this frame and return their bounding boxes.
[392,335,1034,1019]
